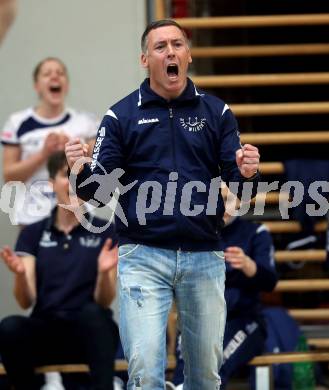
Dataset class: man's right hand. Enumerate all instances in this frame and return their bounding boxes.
[65,138,89,173]
[0,246,25,275]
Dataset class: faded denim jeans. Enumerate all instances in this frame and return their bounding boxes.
[118,244,226,390]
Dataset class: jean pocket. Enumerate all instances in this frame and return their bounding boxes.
[119,244,140,258]
[213,250,225,260]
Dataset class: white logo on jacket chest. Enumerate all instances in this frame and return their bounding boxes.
[138,118,159,125]
[40,231,58,247]
[180,117,206,132]
[79,236,101,248]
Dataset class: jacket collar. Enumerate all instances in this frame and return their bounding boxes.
[138,77,203,107]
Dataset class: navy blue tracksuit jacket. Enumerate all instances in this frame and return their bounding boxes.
[74,78,259,251]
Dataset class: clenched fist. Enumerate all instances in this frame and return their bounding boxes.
[236,144,260,179]
[65,138,89,174]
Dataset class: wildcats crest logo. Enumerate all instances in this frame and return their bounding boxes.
[180,117,206,132]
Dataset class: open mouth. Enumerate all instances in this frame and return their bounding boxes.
[49,86,62,93]
[167,64,179,78]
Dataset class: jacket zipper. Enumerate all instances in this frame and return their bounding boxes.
[168,107,177,170]
[169,107,181,251]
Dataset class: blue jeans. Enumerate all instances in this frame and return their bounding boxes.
[118,244,226,390]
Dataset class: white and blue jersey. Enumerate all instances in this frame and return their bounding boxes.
[1,107,98,224]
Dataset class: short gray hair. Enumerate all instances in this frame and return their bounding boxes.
[141,19,188,54]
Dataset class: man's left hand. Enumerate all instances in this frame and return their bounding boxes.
[236,144,260,179]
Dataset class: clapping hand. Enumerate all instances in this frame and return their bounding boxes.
[0,246,25,274]
[98,239,118,274]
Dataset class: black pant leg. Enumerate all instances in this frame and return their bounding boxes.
[74,303,119,390]
[0,315,47,390]
[0,307,119,390]
[0,374,11,390]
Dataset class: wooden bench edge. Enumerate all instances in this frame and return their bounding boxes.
[0,355,177,375]
[250,351,329,365]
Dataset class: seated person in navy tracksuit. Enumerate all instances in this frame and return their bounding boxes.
[0,151,119,390]
[172,213,278,389]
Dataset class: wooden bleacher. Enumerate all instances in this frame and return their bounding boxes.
[193,72,329,88]
[173,14,329,29]
[275,249,325,263]
[230,101,329,116]
[241,131,329,145]
[289,309,329,321]
[259,162,284,175]
[263,220,327,233]
[191,43,329,58]
[276,279,329,292]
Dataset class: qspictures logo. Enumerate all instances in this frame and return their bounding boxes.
[2,159,329,233]
[64,158,329,233]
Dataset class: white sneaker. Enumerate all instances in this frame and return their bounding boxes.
[114,376,125,390]
[41,372,65,390]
